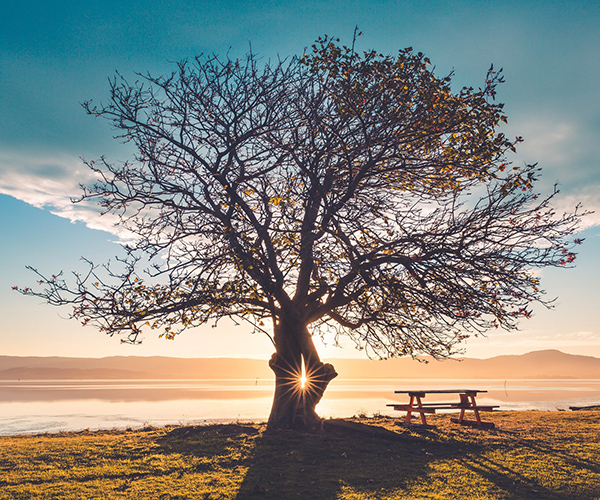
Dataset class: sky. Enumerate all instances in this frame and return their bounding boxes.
[1,0,599,360]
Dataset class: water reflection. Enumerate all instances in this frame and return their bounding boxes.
[1,379,599,435]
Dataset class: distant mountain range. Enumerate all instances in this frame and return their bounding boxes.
[0,350,598,380]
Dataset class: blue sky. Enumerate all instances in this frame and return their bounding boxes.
[1,0,599,359]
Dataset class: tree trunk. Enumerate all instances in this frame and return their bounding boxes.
[266,314,337,431]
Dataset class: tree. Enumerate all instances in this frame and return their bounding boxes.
[18,36,584,430]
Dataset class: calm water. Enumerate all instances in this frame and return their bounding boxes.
[1,378,599,436]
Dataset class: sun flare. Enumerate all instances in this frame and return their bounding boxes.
[275,355,320,400]
[300,356,307,389]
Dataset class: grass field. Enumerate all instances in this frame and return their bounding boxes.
[1,411,599,499]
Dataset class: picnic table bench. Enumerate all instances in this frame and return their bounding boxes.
[387,390,498,429]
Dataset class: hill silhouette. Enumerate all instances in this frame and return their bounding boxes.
[1,350,598,380]
[332,349,600,379]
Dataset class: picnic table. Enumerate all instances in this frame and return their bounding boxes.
[387,389,498,428]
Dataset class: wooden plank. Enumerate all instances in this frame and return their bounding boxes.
[417,403,465,408]
[387,403,464,408]
[388,405,436,413]
[389,402,487,408]
[394,390,487,394]
[462,406,499,411]
[389,403,495,412]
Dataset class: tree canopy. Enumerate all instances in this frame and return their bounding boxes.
[19,36,584,429]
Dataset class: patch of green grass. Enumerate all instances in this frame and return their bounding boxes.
[1,412,599,499]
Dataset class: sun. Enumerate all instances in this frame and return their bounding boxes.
[300,357,307,389]
[274,354,321,401]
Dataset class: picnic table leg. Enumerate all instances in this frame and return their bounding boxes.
[457,393,467,424]
[404,394,415,423]
[416,395,427,425]
[404,394,428,425]
[453,392,489,427]
[469,393,483,426]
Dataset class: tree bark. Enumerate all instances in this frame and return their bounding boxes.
[266,314,337,431]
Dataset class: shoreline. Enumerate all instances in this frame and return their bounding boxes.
[3,406,600,439]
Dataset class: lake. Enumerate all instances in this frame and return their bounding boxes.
[2,378,600,436]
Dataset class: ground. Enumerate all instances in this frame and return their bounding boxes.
[1,411,599,499]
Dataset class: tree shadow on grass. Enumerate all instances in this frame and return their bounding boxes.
[522,440,600,475]
[445,425,600,500]
[156,420,471,499]
[458,454,570,500]
[235,419,447,499]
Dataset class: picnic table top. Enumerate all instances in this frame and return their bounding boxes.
[394,389,487,395]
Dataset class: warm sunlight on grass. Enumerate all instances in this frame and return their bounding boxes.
[1,411,599,499]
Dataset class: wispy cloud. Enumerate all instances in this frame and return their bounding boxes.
[499,112,600,230]
[513,120,575,167]
[551,188,600,231]
[509,113,599,188]
[0,150,129,238]
[2,131,598,250]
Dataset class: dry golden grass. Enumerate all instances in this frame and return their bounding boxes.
[1,411,599,499]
